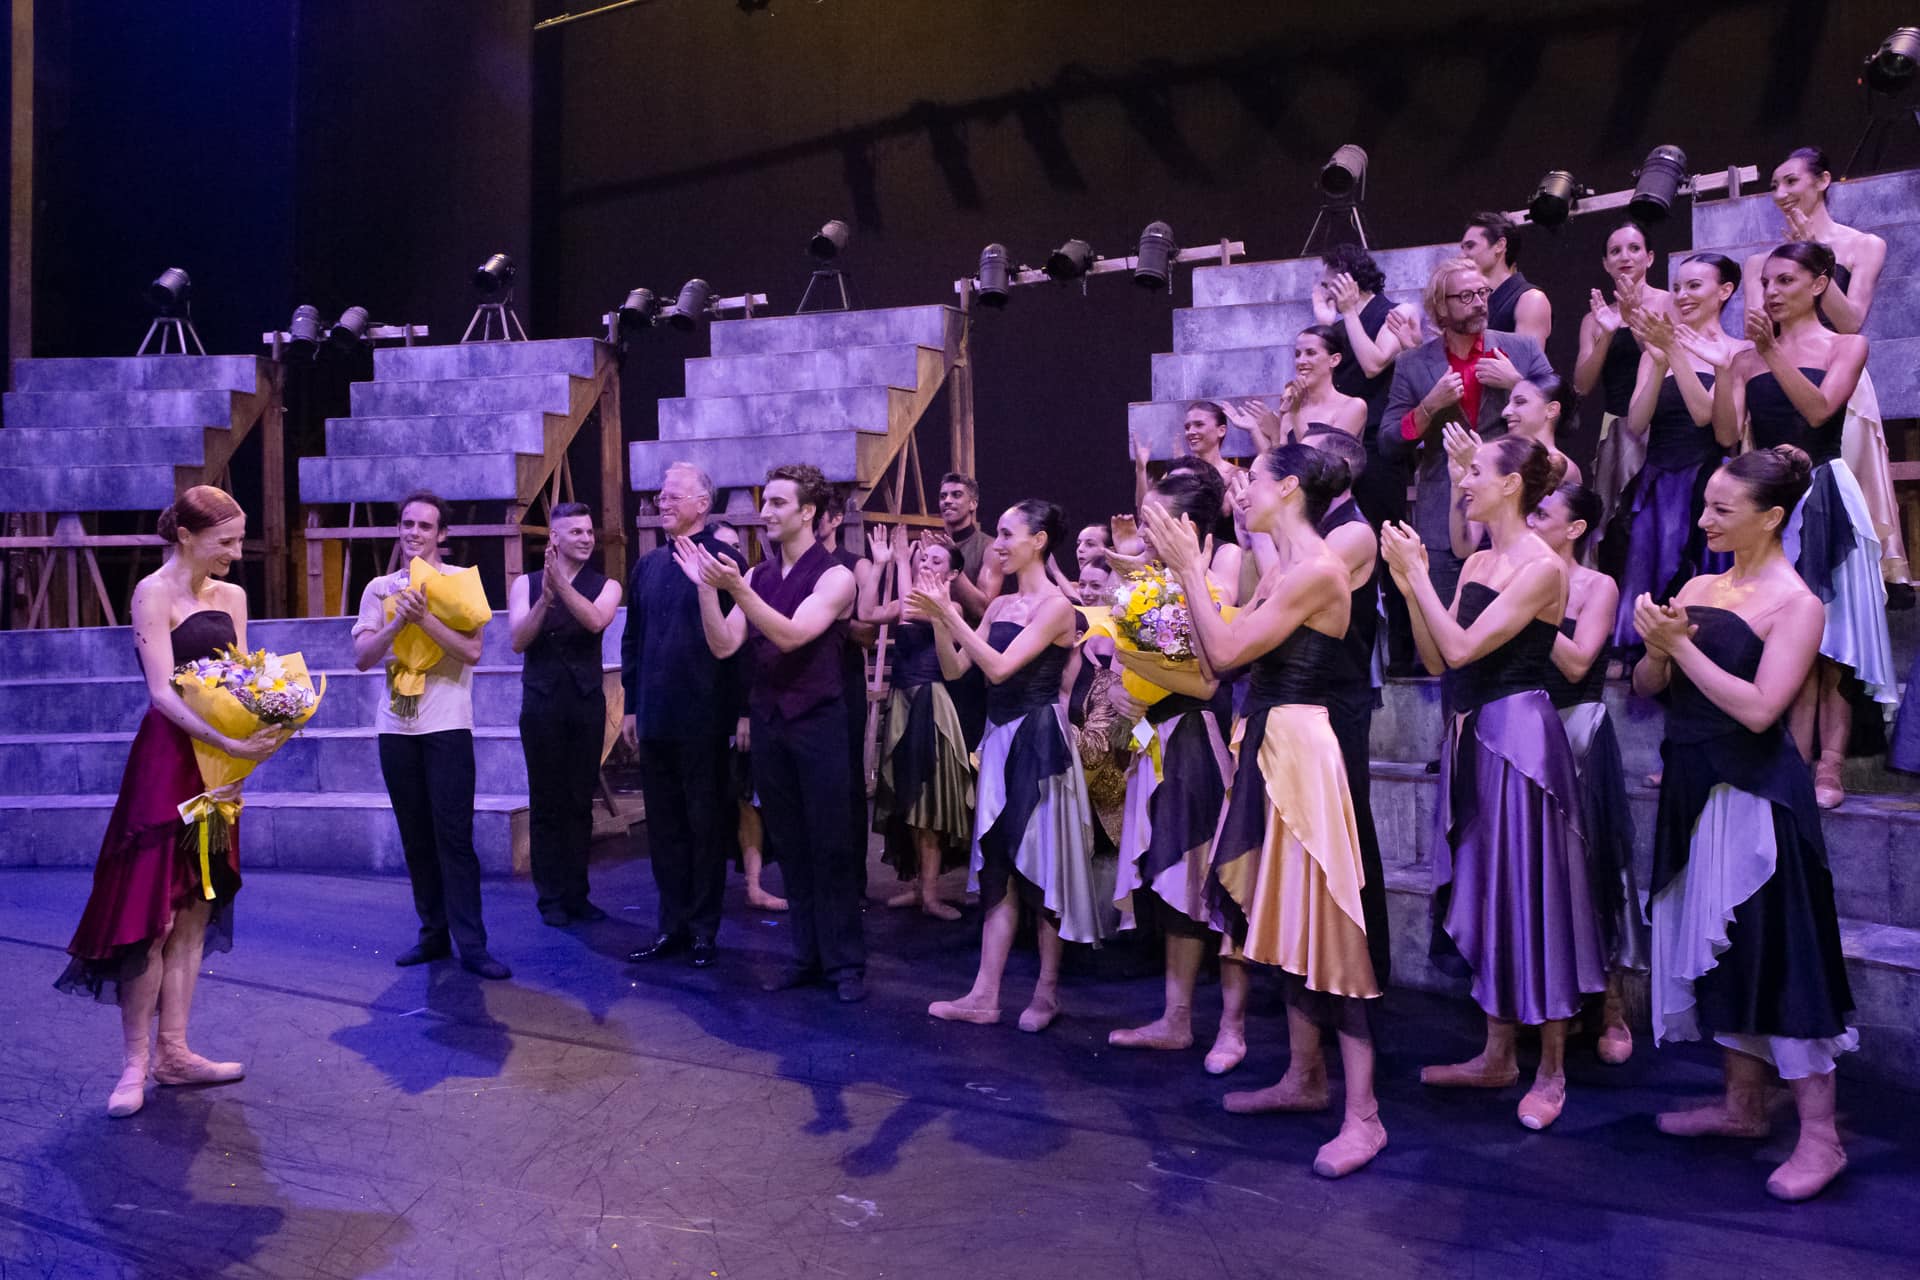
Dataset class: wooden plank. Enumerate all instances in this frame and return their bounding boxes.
[8,0,31,369]
[597,358,626,585]
[260,363,287,617]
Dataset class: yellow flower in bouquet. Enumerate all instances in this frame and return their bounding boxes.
[171,646,327,898]
[1078,565,1232,707]
[382,556,491,716]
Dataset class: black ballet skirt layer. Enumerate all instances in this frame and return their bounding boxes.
[1135,684,1234,892]
[874,622,971,877]
[56,610,241,1003]
[975,621,1076,917]
[1653,607,1854,1040]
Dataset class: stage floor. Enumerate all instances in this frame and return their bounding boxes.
[2,846,1916,1280]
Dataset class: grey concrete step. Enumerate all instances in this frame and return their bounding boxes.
[657,384,900,441]
[371,338,601,382]
[10,355,263,393]
[707,305,959,358]
[324,412,548,458]
[0,791,528,877]
[0,426,208,467]
[1125,397,1270,463]
[1,388,236,429]
[299,450,525,504]
[1151,347,1300,402]
[631,431,861,490]
[1691,169,1920,250]
[0,463,183,511]
[1191,242,1456,308]
[1172,301,1313,355]
[347,373,575,419]
[683,343,929,398]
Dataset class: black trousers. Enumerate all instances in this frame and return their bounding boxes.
[636,734,731,943]
[753,703,865,979]
[379,729,487,954]
[845,681,869,896]
[521,685,606,913]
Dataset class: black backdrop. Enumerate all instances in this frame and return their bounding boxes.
[21,0,1920,548]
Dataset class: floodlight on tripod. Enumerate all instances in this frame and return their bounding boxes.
[137,268,208,355]
[1301,145,1371,253]
[462,253,530,342]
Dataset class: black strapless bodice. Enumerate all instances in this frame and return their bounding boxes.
[984,619,1068,724]
[1244,626,1347,710]
[171,609,237,664]
[891,620,944,689]
[1664,606,1772,745]
[1646,371,1723,468]
[1542,616,1606,709]
[1444,582,1560,712]
[1316,499,1379,703]
[1747,368,1843,467]
[1599,325,1642,417]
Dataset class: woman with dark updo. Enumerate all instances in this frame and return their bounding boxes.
[1633,445,1855,1202]
[56,486,288,1117]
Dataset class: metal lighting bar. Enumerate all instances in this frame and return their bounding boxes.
[952,240,1245,296]
[1502,165,1760,227]
[262,323,428,350]
[533,0,655,32]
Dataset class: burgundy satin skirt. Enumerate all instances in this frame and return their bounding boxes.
[55,708,240,1004]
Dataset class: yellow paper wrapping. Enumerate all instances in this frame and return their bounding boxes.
[382,556,491,707]
[173,651,326,898]
[1076,603,1237,708]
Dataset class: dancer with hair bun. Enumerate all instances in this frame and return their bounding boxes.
[1382,436,1607,1132]
[1634,445,1856,1202]
[911,499,1107,1033]
[57,487,287,1117]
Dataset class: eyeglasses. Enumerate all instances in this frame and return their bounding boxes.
[1445,287,1492,306]
[657,491,701,506]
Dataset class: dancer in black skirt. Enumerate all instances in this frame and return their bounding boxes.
[1632,445,1856,1202]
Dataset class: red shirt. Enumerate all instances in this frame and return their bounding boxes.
[1400,335,1488,440]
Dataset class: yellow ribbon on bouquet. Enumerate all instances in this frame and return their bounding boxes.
[382,556,491,714]
[176,795,244,900]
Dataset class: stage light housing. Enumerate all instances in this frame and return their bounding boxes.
[1318,145,1368,201]
[976,244,1013,307]
[327,306,370,352]
[1865,27,1920,93]
[147,268,192,317]
[1043,238,1095,282]
[1527,171,1581,228]
[1629,145,1690,223]
[616,288,659,334]
[1133,221,1177,290]
[472,253,516,299]
[809,219,851,261]
[285,304,324,354]
[663,278,714,332]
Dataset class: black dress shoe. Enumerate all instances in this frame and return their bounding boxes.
[570,901,610,923]
[689,938,717,968]
[394,941,451,967]
[760,965,824,992]
[539,905,572,928]
[835,974,868,1003]
[461,952,512,980]
[628,933,689,963]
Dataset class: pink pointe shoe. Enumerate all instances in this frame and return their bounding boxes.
[152,1039,245,1087]
[107,1061,148,1118]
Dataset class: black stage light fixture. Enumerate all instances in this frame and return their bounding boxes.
[663,278,714,331]
[328,306,371,352]
[1866,27,1920,94]
[472,253,516,299]
[616,288,660,334]
[1318,145,1368,201]
[1133,221,1177,290]
[287,304,324,354]
[976,244,1013,307]
[1527,170,1582,228]
[809,219,851,261]
[1044,238,1095,281]
[1629,145,1689,223]
[148,268,192,317]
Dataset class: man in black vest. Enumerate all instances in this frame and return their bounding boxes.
[1461,211,1552,345]
[621,464,744,967]
[678,463,865,1001]
[508,502,623,927]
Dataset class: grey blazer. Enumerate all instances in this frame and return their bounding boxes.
[1379,330,1554,550]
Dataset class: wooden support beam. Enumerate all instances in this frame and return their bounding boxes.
[261,360,288,617]
[9,0,32,368]
[598,365,626,585]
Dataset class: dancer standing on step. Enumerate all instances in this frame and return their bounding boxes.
[1573,219,1665,536]
[677,463,866,1001]
[510,502,621,929]
[1633,445,1857,1202]
[1224,326,1367,449]
[910,499,1108,1033]
[1106,465,1243,1070]
[1146,444,1388,1179]
[355,490,509,981]
[860,525,971,920]
[58,486,286,1118]
[1382,436,1607,1132]
[1704,241,1894,810]
[1531,482,1648,1063]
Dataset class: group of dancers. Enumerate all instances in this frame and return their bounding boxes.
[54,143,1910,1206]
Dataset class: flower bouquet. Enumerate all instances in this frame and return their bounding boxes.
[172,646,327,898]
[382,556,491,717]
[1079,564,1228,707]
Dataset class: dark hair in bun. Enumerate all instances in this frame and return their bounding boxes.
[1723,445,1813,521]
[1150,462,1227,530]
[1302,424,1367,481]
[1766,239,1836,281]
[157,484,243,544]
[1485,435,1557,513]
[1682,251,1741,290]
[1007,498,1067,559]
[1547,482,1603,556]
[1258,443,1349,526]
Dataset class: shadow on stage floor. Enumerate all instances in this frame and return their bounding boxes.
[0,848,1915,1279]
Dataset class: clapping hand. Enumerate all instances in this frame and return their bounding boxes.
[1384,307,1423,351]
[1627,305,1678,358]
[1632,593,1695,655]
[1310,281,1338,325]
[867,524,893,565]
[1379,521,1429,581]
[1744,307,1777,356]
[391,587,428,625]
[1110,512,1139,549]
[905,568,955,624]
[1589,287,1622,333]
[1223,398,1285,450]
[1327,271,1363,315]
[1131,429,1151,472]
[1441,421,1483,481]
[1782,203,1816,243]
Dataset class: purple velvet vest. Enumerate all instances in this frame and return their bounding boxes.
[746,540,847,722]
